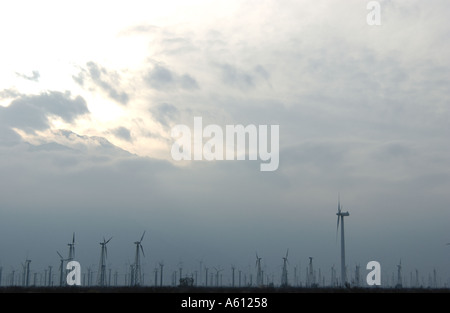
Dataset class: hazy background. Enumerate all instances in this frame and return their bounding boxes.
[0,0,449,286]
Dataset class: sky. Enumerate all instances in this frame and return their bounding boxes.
[0,0,449,287]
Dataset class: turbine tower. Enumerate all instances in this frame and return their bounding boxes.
[396,260,402,288]
[307,257,315,287]
[255,253,262,287]
[355,264,361,287]
[48,266,53,287]
[213,267,223,287]
[231,265,236,287]
[132,231,146,286]
[57,251,68,286]
[331,265,337,287]
[281,249,289,287]
[97,237,112,287]
[336,195,350,286]
[22,259,31,287]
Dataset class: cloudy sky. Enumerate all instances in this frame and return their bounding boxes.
[0,0,449,287]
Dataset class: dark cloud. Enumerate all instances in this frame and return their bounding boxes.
[179,74,199,90]
[0,91,89,134]
[150,103,179,127]
[74,62,130,105]
[219,63,254,89]
[144,64,199,91]
[72,72,84,86]
[15,70,40,82]
[218,64,270,90]
[112,126,132,142]
[254,65,270,81]
[145,64,174,88]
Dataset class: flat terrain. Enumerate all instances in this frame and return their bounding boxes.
[1,286,449,293]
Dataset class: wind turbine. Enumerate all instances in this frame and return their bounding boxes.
[355,264,361,287]
[97,237,112,287]
[132,231,146,286]
[231,265,236,287]
[197,259,203,287]
[281,249,289,287]
[307,257,315,287]
[11,268,16,286]
[396,260,402,288]
[331,265,337,287]
[159,262,164,287]
[22,259,31,287]
[178,261,183,282]
[336,195,350,286]
[255,253,262,287]
[213,267,223,287]
[57,251,69,286]
[48,266,53,287]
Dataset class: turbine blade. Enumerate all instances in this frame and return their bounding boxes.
[106,237,112,244]
[72,232,75,244]
[338,193,341,213]
[140,245,145,258]
[286,249,289,259]
[140,231,146,242]
[57,251,64,259]
[336,216,340,243]
[105,246,108,259]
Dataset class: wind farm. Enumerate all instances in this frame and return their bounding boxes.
[1,198,449,293]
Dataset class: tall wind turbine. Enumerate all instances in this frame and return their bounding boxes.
[336,195,350,286]
[132,231,146,286]
[97,237,112,287]
[255,253,262,287]
[281,249,289,287]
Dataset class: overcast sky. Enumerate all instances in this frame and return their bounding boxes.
[0,0,449,287]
